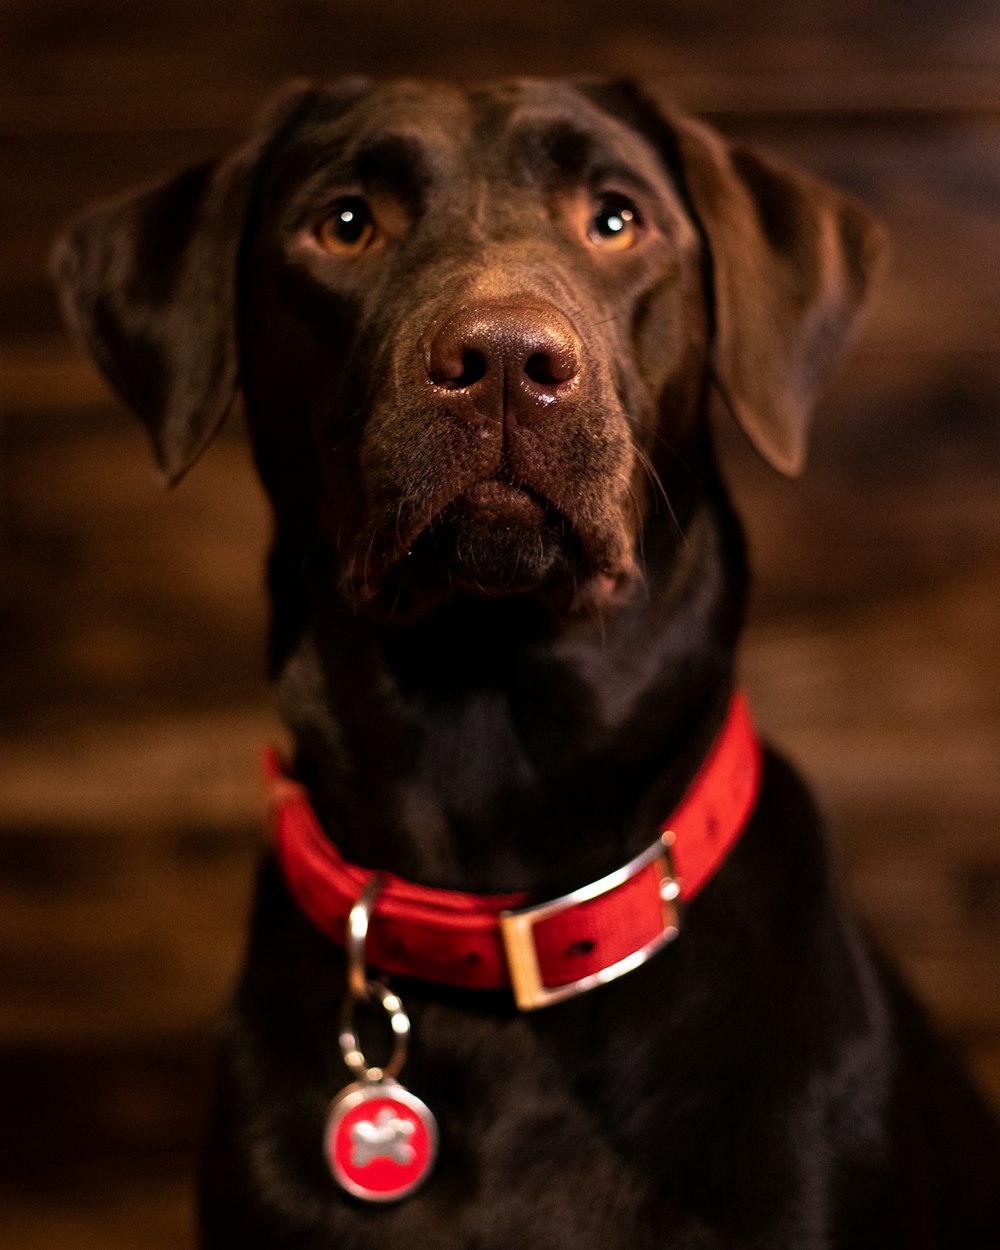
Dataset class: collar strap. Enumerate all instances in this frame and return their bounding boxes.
[267,691,761,1010]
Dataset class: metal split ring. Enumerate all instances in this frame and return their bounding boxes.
[339,980,410,1083]
[339,873,411,1082]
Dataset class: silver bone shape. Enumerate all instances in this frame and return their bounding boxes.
[351,1107,417,1168]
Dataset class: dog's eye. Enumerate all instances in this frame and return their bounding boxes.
[587,196,639,251]
[317,198,376,254]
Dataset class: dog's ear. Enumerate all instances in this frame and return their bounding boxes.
[672,116,887,474]
[52,81,335,484]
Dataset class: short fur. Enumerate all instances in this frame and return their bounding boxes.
[54,78,1000,1248]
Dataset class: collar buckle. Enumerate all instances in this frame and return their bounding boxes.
[499,831,681,1011]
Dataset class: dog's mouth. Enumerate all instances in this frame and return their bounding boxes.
[421,479,570,592]
[352,476,619,619]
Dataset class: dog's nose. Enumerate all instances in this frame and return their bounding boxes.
[425,304,581,425]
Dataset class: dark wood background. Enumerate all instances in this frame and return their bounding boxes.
[1,3,998,1244]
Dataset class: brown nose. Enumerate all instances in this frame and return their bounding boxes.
[425,303,581,426]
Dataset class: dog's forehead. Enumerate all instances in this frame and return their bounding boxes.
[323,78,475,152]
[289,78,677,197]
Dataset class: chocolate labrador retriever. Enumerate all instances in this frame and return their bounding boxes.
[54,78,1000,1248]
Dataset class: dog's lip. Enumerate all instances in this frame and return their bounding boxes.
[454,479,548,523]
[351,467,637,608]
[417,477,564,562]
[351,477,563,595]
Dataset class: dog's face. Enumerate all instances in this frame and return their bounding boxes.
[243,79,709,617]
[54,78,884,623]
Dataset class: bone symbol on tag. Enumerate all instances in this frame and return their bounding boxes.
[350,1106,416,1167]
[325,1081,439,1203]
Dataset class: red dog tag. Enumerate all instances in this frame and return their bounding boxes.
[325,1079,438,1203]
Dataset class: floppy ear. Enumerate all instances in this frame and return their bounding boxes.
[672,116,887,475]
[51,82,324,484]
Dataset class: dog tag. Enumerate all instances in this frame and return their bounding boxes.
[324,1078,438,1203]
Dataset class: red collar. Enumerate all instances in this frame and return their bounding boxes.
[267,691,761,1010]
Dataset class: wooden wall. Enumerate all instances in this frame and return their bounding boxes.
[1,3,998,1245]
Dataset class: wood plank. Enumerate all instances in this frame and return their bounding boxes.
[0,1037,209,1187]
[0,823,256,1045]
[1,1181,194,1250]
[4,70,1000,138]
[0,402,271,727]
[2,0,999,102]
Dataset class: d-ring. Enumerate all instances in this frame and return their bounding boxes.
[339,873,411,1082]
[346,873,386,1001]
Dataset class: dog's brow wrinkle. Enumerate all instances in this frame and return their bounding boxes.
[464,177,490,232]
[508,118,596,180]
[355,133,431,195]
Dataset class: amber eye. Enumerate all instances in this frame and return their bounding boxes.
[587,196,639,250]
[317,198,376,254]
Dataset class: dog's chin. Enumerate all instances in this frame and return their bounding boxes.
[432,481,566,591]
[359,481,619,622]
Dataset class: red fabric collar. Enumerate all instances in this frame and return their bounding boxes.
[267,691,761,1010]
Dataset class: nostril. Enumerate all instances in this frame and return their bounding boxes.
[452,350,488,388]
[524,351,567,387]
[523,344,579,388]
[427,342,489,389]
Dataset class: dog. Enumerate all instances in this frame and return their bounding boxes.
[54,77,1000,1248]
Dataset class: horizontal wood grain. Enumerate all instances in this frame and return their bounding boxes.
[2,0,999,97]
[4,70,1000,140]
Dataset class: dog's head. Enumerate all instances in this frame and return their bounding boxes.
[54,79,884,621]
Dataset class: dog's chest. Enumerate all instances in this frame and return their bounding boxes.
[317,1048,677,1250]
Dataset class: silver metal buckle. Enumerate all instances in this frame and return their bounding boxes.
[499,831,681,1011]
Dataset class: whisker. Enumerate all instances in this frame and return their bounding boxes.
[645,427,693,476]
[325,406,368,457]
[632,441,685,546]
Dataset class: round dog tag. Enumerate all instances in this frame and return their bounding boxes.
[325,1079,438,1202]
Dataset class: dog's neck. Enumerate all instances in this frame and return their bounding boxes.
[272,483,746,897]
